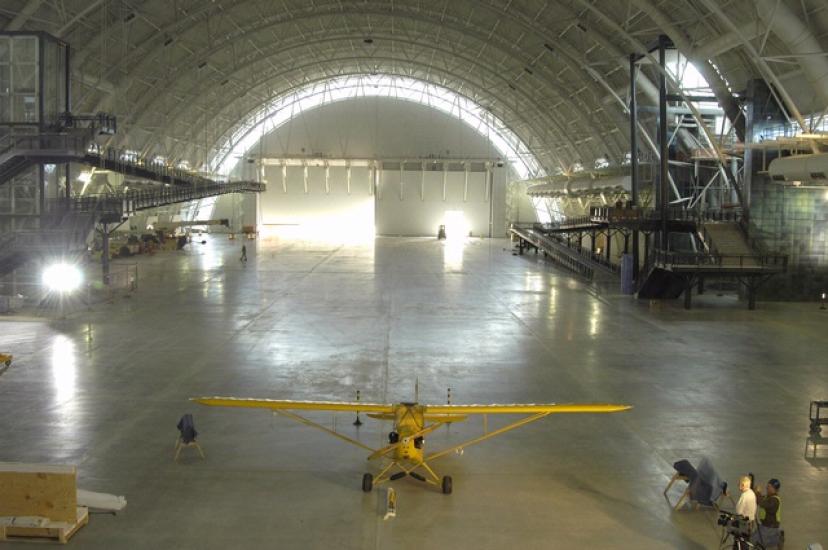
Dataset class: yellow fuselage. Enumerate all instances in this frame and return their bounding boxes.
[393,404,425,463]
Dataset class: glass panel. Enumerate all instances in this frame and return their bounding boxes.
[0,96,10,121]
[44,41,57,122]
[13,184,36,200]
[12,64,36,93]
[0,65,9,94]
[12,95,38,122]
[0,37,9,63]
[0,184,10,213]
[12,36,37,64]
[57,44,67,113]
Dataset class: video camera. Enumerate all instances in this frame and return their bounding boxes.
[717,510,746,529]
[717,510,753,543]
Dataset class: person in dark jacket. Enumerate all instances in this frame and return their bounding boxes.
[752,478,782,547]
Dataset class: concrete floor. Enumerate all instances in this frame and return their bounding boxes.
[0,236,826,549]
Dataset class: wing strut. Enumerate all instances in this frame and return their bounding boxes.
[425,412,551,462]
[274,409,377,453]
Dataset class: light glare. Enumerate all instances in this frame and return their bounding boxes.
[43,263,83,293]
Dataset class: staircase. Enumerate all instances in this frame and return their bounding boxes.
[0,130,94,186]
[701,222,757,267]
[0,155,32,183]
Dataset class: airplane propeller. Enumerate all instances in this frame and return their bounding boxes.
[366,422,445,461]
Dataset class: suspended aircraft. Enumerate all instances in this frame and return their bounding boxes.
[192,392,631,494]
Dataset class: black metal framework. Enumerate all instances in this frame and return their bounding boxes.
[629,53,640,283]
[658,35,669,251]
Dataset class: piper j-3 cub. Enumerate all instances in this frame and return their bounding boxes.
[193,394,631,494]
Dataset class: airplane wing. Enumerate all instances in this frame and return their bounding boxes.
[422,403,631,414]
[422,403,632,462]
[192,396,394,413]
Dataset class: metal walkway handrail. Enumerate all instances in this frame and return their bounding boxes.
[45,181,266,219]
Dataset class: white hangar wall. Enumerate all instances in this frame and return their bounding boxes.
[217,97,515,237]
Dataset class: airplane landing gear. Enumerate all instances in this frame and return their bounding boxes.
[441,476,453,494]
[362,473,373,492]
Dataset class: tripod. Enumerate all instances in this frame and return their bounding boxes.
[719,527,764,550]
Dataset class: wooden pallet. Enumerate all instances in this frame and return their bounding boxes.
[0,506,88,544]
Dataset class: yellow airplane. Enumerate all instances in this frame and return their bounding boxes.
[192,394,631,494]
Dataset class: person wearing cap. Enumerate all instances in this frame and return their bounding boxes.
[752,478,783,547]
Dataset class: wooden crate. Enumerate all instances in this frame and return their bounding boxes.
[0,463,77,523]
[0,506,88,544]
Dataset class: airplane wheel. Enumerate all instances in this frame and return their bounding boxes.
[441,476,453,495]
[362,473,373,492]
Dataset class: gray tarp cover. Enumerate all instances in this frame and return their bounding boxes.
[689,457,724,505]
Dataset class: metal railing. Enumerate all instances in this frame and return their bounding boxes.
[510,223,620,277]
[0,132,91,161]
[650,249,788,271]
[60,181,265,217]
[589,205,744,224]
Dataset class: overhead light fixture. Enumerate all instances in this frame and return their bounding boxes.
[198,61,208,69]
[220,79,229,86]
[363,38,374,44]
[43,263,83,293]
[524,67,534,75]
[123,12,136,22]
[163,37,174,47]
[544,43,555,53]
[508,83,516,90]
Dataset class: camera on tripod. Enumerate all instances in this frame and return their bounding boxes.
[717,510,746,530]
[717,510,756,548]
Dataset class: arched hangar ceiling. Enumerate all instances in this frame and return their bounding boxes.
[3,0,828,176]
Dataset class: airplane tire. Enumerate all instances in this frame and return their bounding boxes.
[441,476,453,495]
[362,473,373,492]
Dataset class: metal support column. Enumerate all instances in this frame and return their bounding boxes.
[684,277,693,310]
[658,36,669,251]
[644,233,650,268]
[629,54,641,282]
[101,224,110,285]
[605,231,612,263]
[38,164,45,224]
[65,163,71,204]
[65,44,71,113]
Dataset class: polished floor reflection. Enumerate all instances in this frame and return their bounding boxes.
[0,236,826,549]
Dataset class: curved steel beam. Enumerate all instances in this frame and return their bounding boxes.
[164,65,575,173]
[138,51,605,172]
[116,15,622,163]
[84,2,626,161]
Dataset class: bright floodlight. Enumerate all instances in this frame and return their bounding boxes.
[42,263,83,293]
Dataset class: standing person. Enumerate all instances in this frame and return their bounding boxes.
[752,478,782,548]
[735,475,757,527]
[240,244,247,262]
